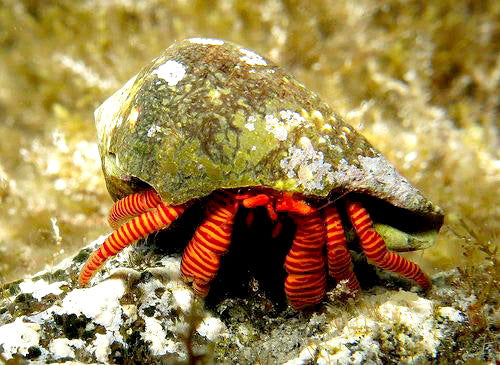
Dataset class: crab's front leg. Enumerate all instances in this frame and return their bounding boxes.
[284,211,327,310]
[324,206,361,294]
[180,192,239,296]
[80,191,186,286]
[273,193,327,309]
[347,201,431,289]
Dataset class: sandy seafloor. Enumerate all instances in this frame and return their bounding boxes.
[0,1,498,363]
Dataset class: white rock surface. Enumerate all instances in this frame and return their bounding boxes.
[0,318,41,359]
[0,236,483,364]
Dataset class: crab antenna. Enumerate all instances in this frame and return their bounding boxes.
[347,200,431,290]
[80,202,186,287]
[108,189,163,229]
[316,191,350,211]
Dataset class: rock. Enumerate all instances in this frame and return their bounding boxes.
[286,291,464,364]
[0,235,478,363]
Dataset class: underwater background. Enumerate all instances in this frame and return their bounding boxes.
[0,0,497,362]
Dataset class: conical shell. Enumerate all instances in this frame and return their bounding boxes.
[95,38,444,240]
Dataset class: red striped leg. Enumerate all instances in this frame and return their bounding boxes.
[180,193,238,297]
[80,202,186,286]
[285,212,327,310]
[108,189,163,229]
[324,206,361,293]
[347,201,431,289]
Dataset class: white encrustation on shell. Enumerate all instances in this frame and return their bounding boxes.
[239,47,268,66]
[189,38,225,46]
[152,60,186,86]
[280,136,335,192]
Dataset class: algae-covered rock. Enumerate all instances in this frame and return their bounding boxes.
[0,237,226,363]
[0,236,493,364]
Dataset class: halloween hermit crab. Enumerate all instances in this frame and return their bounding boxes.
[81,38,444,310]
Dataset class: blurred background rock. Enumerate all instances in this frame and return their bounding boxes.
[0,0,497,285]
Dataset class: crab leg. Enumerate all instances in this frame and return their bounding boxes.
[80,202,186,286]
[324,206,361,293]
[347,201,431,289]
[180,192,238,297]
[285,212,327,310]
[108,189,163,229]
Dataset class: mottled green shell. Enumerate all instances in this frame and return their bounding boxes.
[95,38,443,238]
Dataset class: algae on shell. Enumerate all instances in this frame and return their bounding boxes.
[95,39,444,245]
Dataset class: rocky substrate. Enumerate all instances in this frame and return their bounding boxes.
[0,235,492,364]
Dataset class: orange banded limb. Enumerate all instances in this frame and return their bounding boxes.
[276,192,316,215]
[80,202,186,287]
[108,189,163,229]
[236,193,278,221]
[347,201,431,290]
[285,273,327,310]
[180,193,238,297]
[324,206,360,294]
[285,212,327,309]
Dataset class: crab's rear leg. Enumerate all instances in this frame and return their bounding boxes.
[324,206,361,294]
[284,212,327,310]
[108,189,163,229]
[80,202,186,286]
[180,192,239,297]
[347,201,431,289]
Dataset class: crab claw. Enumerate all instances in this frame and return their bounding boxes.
[276,192,315,215]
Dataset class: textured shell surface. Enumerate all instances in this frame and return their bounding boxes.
[95,38,443,231]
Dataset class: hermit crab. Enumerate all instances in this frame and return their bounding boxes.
[81,38,444,310]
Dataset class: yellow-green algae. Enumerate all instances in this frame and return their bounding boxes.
[0,0,498,362]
